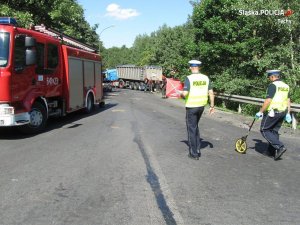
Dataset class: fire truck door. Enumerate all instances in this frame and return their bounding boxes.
[42,43,62,96]
[34,42,62,96]
[11,35,36,105]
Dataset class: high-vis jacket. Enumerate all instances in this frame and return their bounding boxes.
[185,74,209,108]
[267,81,289,112]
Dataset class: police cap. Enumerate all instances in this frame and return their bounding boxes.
[189,60,202,67]
[266,69,280,76]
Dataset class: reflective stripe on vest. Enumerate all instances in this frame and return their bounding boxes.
[267,81,289,112]
[185,74,209,108]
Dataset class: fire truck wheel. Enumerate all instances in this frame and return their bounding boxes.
[85,94,94,113]
[18,102,47,134]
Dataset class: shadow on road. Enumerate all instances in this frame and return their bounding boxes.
[0,103,118,140]
[180,138,214,150]
[250,138,274,158]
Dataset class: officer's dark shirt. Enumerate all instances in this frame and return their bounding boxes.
[183,74,212,91]
[266,79,290,99]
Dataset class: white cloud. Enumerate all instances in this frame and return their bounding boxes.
[105,3,140,20]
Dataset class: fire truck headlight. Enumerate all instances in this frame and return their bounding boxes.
[0,107,14,115]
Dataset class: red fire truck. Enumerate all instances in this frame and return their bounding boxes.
[0,17,104,133]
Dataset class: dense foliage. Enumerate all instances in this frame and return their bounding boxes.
[191,0,300,102]
[1,0,299,105]
[0,0,100,49]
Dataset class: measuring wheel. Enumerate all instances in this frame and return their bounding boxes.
[235,137,247,154]
[235,118,256,154]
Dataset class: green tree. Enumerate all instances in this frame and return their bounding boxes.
[191,0,300,103]
[0,0,100,49]
[131,33,156,66]
[151,23,197,79]
[101,46,133,69]
[127,22,197,80]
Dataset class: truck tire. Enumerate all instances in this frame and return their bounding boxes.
[85,94,94,113]
[129,82,134,90]
[18,101,47,134]
[119,79,125,88]
[138,82,144,91]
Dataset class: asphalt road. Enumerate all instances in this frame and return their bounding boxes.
[0,89,299,225]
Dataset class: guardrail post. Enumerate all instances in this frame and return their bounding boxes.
[292,113,297,130]
[238,104,242,114]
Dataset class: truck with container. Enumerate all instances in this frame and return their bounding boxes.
[115,65,163,91]
[0,17,104,134]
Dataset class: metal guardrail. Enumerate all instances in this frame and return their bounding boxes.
[215,93,300,112]
[215,93,299,129]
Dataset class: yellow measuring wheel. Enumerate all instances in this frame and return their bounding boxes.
[235,118,256,154]
[235,137,248,153]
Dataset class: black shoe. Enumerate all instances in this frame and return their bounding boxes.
[198,152,201,157]
[267,145,276,157]
[274,147,287,160]
[188,154,199,160]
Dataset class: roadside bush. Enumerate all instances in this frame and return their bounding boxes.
[241,104,260,116]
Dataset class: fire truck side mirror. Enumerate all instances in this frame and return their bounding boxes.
[25,36,36,47]
[26,49,37,66]
[25,36,37,66]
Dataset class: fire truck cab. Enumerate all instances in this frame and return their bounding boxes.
[0,17,104,133]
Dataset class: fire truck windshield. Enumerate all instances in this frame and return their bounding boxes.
[0,32,10,67]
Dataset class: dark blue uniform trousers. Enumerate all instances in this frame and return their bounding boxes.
[260,111,286,150]
[186,106,205,157]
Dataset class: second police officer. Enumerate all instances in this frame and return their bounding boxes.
[255,69,292,160]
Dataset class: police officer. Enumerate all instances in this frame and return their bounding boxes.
[180,60,215,160]
[255,70,291,160]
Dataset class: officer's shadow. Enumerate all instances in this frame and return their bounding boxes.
[249,139,274,157]
[180,138,214,151]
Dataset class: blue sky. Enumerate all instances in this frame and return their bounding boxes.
[77,0,193,48]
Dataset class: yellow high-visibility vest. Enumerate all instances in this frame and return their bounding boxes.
[185,73,209,108]
[267,81,289,112]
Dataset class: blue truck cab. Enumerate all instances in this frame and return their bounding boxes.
[104,69,118,82]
